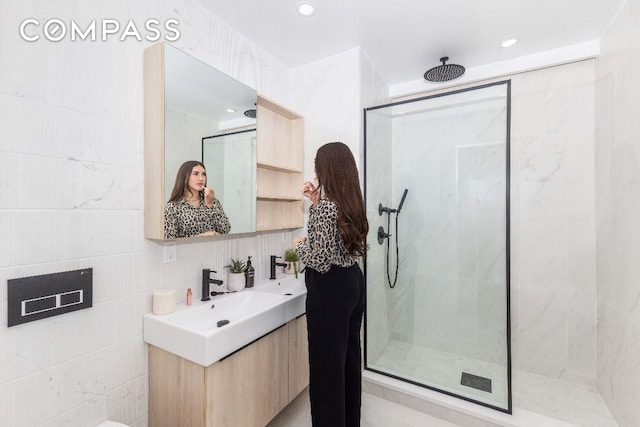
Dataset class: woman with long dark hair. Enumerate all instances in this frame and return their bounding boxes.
[164,160,230,239]
[293,142,368,427]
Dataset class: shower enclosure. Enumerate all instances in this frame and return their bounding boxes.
[364,81,511,412]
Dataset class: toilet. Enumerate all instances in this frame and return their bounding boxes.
[97,422,129,427]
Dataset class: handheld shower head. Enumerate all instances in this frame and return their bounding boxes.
[397,189,408,214]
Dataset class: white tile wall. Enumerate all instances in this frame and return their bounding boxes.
[595,0,640,425]
[291,48,364,170]
[0,0,294,425]
[506,60,598,385]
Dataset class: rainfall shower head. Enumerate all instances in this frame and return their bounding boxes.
[243,109,256,118]
[423,57,465,82]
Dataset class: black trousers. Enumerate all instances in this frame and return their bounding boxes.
[305,263,365,427]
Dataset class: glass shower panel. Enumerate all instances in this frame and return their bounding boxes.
[364,82,511,412]
[202,129,257,234]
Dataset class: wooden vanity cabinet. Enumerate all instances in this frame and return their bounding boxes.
[148,315,309,427]
[205,325,289,426]
[288,315,309,401]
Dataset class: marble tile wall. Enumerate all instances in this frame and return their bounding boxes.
[595,0,640,425]
[290,48,363,172]
[509,60,597,385]
[0,0,293,425]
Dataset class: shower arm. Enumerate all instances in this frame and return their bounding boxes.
[377,189,409,243]
[378,204,395,215]
[378,189,409,216]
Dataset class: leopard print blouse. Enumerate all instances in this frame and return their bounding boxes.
[164,196,230,239]
[295,198,357,274]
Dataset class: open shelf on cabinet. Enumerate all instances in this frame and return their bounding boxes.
[256,199,304,231]
[257,195,303,202]
[257,162,303,174]
[256,95,304,231]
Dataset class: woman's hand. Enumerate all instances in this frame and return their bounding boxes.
[198,230,220,237]
[203,187,216,207]
[301,181,319,205]
[292,236,307,247]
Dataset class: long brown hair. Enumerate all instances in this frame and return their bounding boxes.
[168,160,206,202]
[314,142,368,256]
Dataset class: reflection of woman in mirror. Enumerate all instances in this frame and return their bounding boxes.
[164,160,231,239]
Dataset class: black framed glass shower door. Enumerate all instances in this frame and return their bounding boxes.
[364,81,512,413]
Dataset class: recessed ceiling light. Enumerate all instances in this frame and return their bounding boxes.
[501,38,517,48]
[226,108,236,113]
[298,3,315,16]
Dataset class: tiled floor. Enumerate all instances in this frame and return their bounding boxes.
[512,370,618,427]
[365,339,619,427]
[268,369,620,427]
[267,388,461,427]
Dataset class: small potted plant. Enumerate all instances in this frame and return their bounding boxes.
[225,258,246,292]
[284,248,300,278]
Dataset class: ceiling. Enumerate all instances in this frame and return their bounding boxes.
[195,0,623,86]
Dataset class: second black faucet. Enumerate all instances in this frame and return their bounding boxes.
[269,255,287,280]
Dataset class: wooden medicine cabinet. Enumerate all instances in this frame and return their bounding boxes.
[143,43,304,240]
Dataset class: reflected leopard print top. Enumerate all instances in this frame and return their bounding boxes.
[295,198,357,274]
[164,196,230,239]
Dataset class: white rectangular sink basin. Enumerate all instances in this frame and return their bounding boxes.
[144,290,287,366]
[252,275,307,320]
[253,276,306,296]
[166,291,284,331]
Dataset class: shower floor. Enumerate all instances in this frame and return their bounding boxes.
[368,340,618,426]
[370,340,509,409]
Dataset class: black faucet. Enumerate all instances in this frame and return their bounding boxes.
[269,255,287,280]
[201,269,224,301]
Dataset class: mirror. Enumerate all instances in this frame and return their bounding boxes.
[144,43,258,240]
